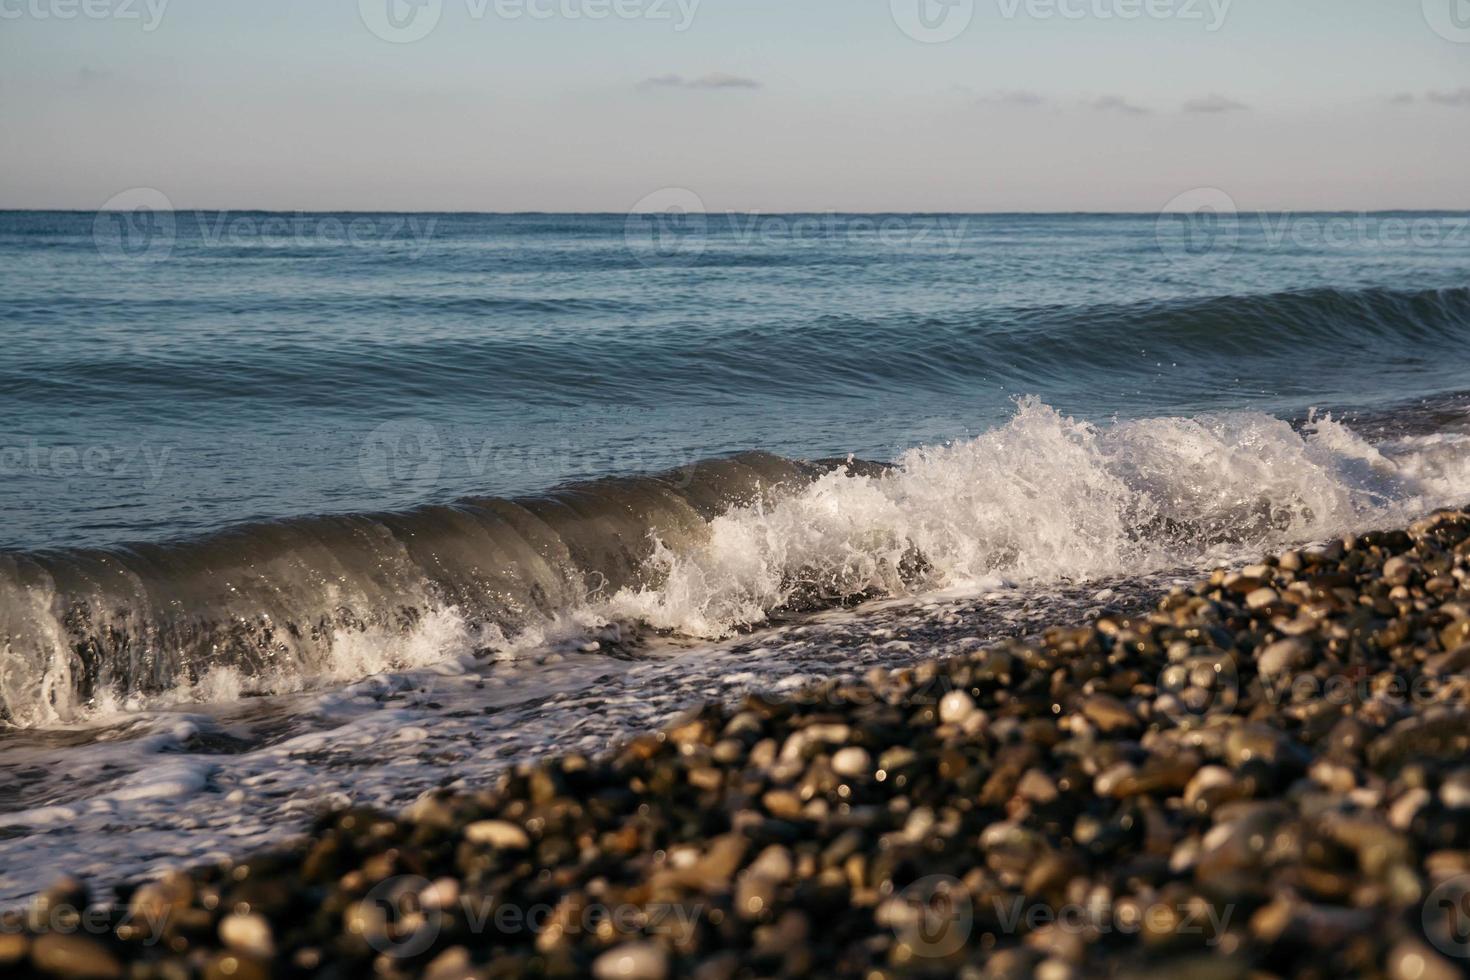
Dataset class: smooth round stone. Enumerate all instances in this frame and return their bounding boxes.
[1389,788,1431,830]
[1387,938,1460,980]
[1081,694,1136,733]
[463,820,531,849]
[1246,587,1280,609]
[593,942,670,980]
[420,877,461,911]
[1183,766,1233,807]
[1440,769,1470,809]
[831,747,872,779]
[219,912,275,959]
[938,690,976,724]
[1258,638,1310,677]
[1382,555,1419,583]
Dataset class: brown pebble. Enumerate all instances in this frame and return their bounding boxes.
[30,933,123,980]
[1081,694,1136,733]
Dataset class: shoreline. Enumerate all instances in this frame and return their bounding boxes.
[5,509,1470,978]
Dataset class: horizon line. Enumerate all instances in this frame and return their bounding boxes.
[7,207,1470,216]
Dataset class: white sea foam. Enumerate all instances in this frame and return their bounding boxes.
[606,400,1470,637]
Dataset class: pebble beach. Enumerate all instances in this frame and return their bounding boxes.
[6,507,1470,979]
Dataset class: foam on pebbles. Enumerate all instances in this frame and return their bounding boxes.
[7,507,1470,978]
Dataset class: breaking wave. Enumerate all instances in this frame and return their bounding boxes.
[3,400,1469,727]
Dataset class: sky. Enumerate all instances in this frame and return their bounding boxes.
[1,0,1468,211]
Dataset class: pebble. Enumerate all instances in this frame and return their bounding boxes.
[30,934,123,980]
[1389,788,1431,830]
[938,689,976,724]
[219,912,275,958]
[593,942,670,980]
[420,877,461,911]
[1387,938,1460,980]
[830,746,871,779]
[1439,769,1470,809]
[462,819,531,849]
[1258,637,1310,676]
[11,507,1470,980]
[0,934,28,965]
[1081,693,1136,733]
[1245,587,1280,609]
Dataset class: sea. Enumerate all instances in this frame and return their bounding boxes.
[1,208,1468,904]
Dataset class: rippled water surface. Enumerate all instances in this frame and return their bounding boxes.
[3,211,1468,547]
[1,210,1468,904]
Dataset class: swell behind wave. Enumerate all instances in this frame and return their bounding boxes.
[9,286,1470,414]
[3,400,1469,728]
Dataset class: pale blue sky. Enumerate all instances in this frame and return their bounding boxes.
[2,0,1467,210]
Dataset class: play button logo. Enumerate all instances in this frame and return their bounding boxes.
[891,0,975,43]
[1424,0,1470,41]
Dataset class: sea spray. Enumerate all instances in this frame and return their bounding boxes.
[607,400,1470,637]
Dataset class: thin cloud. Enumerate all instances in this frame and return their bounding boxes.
[1182,94,1249,113]
[1089,95,1150,115]
[1389,92,1416,105]
[639,73,762,91]
[980,89,1048,107]
[1426,88,1470,106]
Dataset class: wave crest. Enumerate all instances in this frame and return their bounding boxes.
[606,400,1470,637]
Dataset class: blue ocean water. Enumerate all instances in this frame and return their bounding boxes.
[2,210,1468,551]
[2,210,1470,902]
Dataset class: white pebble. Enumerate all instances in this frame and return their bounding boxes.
[420,877,461,911]
[464,820,530,849]
[593,941,669,980]
[831,746,872,779]
[939,690,976,724]
[219,912,275,958]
